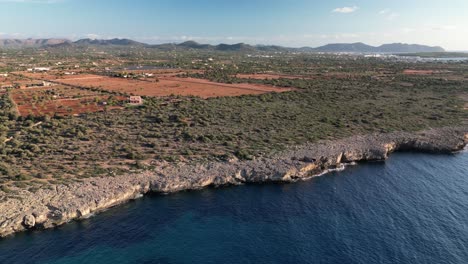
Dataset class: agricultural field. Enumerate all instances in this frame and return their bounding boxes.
[10,86,125,117]
[18,72,294,98]
[235,73,316,80]
[0,74,31,89]
[126,68,203,77]
[0,47,466,191]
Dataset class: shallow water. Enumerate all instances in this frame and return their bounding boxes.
[1,152,467,264]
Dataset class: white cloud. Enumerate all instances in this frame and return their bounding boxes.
[431,25,457,31]
[402,27,416,33]
[386,13,400,20]
[400,25,457,34]
[332,6,358,13]
[378,9,399,20]
[379,9,390,15]
[85,34,101,40]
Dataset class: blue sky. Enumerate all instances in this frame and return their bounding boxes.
[0,0,467,50]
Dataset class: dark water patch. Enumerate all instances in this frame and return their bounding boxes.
[1,152,467,264]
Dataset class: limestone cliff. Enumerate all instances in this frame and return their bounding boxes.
[0,127,467,238]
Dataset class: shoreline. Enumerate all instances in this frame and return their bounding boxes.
[1,126,467,238]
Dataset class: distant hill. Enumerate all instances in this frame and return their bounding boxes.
[256,45,289,52]
[216,43,256,52]
[70,39,448,53]
[148,41,273,52]
[73,38,145,46]
[175,41,213,50]
[0,38,446,53]
[377,43,445,53]
[313,42,376,53]
[313,42,445,53]
[0,38,70,48]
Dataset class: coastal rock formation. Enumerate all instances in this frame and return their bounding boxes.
[0,127,467,238]
[23,215,35,228]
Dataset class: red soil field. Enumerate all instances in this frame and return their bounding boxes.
[403,70,435,75]
[15,98,122,117]
[10,86,125,117]
[18,69,201,81]
[236,73,315,80]
[1,75,37,88]
[128,69,203,76]
[49,74,293,98]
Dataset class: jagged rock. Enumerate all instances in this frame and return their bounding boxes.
[23,215,35,228]
[33,213,48,226]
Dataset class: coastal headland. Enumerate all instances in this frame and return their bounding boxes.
[1,43,467,238]
[1,127,466,238]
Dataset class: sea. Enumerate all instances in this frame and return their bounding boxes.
[0,151,467,264]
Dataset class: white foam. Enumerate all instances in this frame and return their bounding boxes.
[306,162,357,179]
[81,213,95,219]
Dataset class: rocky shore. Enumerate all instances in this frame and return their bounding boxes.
[1,126,467,238]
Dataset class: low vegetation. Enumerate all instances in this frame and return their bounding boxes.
[0,48,467,194]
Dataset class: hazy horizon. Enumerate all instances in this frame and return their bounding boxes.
[0,0,467,50]
[0,37,455,50]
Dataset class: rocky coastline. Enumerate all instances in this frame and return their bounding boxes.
[1,126,467,238]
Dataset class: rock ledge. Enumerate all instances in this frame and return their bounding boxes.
[1,127,467,238]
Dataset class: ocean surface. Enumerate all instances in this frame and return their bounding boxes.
[1,151,467,264]
[394,56,468,62]
[416,57,468,62]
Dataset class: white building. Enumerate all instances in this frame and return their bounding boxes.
[33,67,51,72]
[129,96,143,105]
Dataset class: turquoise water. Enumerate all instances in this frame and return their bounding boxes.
[1,152,467,264]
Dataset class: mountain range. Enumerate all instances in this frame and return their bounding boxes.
[312,42,445,53]
[0,38,445,53]
[0,38,70,48]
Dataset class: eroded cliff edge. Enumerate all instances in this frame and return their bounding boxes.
[1,127,467,238]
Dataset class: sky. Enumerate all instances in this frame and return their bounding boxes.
[0,0,467,50]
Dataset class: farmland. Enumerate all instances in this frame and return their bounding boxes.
[0,46,466,192]
[17,72,293,99]
[235,73,316,80]
[10,86,125,117]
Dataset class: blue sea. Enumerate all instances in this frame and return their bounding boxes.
[1,152,467,264]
